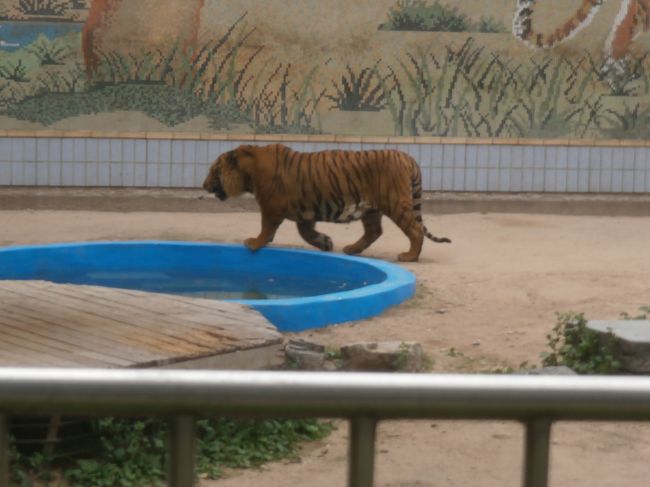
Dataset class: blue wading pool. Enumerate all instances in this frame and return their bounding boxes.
[0,241,416,332]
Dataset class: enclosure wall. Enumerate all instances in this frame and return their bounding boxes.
[1,134,649,193]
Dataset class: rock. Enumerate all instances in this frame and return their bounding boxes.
[340,341,424,372]
[518,366,577,375]
[588,320,650,373]
[284,339,326,371]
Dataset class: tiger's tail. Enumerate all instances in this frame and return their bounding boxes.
[411,163,451,244]
[513,0,605,49]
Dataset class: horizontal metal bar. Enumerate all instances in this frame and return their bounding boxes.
[0,369,650,421]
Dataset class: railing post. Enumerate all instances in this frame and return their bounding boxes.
[348,417,377,487]
[168,415,196,487]
[523,419,552,487]
[0,415,8,487]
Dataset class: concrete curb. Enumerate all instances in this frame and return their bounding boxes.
[1,187,650,216]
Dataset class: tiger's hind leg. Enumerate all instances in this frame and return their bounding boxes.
[343,210,383,256]
[296,221,333,251]
[387,204,424,262]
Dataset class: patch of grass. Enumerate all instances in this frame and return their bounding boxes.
[620,306,650,320]
[249,63,324,134]
[11,417,333,486]
[379,0,506,33]
[541,312,622,374]
[597,102,650,139]
[382,39,609,138]
[5,82,207,126]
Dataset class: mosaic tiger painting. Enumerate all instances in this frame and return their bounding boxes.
[202,144,450,262]
[513,0,650,67]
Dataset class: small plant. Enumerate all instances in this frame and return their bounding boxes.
[27,37,69,65]
[542,312,622,374]
[324,346,342,360]
[0,59,30,82]
[394,342,414,371]
[597,102,650,139]
[326,62,389,111]
[18,0,68,15]
[620,306,650,320]
[36,62,85,94]
[393,342,433,372]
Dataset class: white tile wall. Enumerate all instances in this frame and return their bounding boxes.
[1,137,650,193]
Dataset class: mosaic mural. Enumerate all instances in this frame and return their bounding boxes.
[0,0,650,139]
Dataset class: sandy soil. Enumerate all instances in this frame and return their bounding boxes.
[1,208,650,486]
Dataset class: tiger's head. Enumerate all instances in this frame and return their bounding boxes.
[203,146,254,200]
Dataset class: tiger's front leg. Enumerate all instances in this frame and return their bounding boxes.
[245,212,284,251]
[296,221,333,251]
[343,210,383,256]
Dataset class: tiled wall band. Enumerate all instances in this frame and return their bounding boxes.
[1,136,649,193]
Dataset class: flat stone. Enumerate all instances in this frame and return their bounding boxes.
[518,366,577,375]
[587,320,650,373]
[341,341,423,372]
[285,339,326,370]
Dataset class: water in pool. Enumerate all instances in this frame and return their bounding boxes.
[71,270,370,300]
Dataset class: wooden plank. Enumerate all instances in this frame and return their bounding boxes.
[0,304,160,363]
[23,282,242,347]
[0,280,281,369]
[0,283,209,355]
[26,281,279,342]
[0,325,91,367]
[0,317,132,366]
[110,288,278,336]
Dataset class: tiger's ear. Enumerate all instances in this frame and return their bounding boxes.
[232,145,256,171]
[236,145,256,158]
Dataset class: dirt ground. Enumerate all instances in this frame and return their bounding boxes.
[1,203,650,486]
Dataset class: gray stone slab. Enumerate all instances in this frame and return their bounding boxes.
[588,320,650,373]
[588,320,650,343]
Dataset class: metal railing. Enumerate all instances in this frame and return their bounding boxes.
[1,369,650,487]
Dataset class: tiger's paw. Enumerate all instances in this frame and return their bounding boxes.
[343,244,361,255]
[244,238,264,252]
[398,252,419,262]
[319,235,333,252]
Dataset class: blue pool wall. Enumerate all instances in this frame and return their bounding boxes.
[0,241,416,332]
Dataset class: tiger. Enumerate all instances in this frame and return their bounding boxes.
[202,144,450,262]
[513,0,650,69]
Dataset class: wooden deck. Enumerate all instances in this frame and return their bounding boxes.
[0,280,283,369]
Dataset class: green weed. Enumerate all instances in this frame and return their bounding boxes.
[541,312,622,374]
[379,0,506,33]
[620,306,650,320]
[0,59,30,82]
[11,417,333,486]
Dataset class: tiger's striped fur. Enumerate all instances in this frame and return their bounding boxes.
[513,0,650,69]
[202,144,450,262]
[513,0,605,49]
